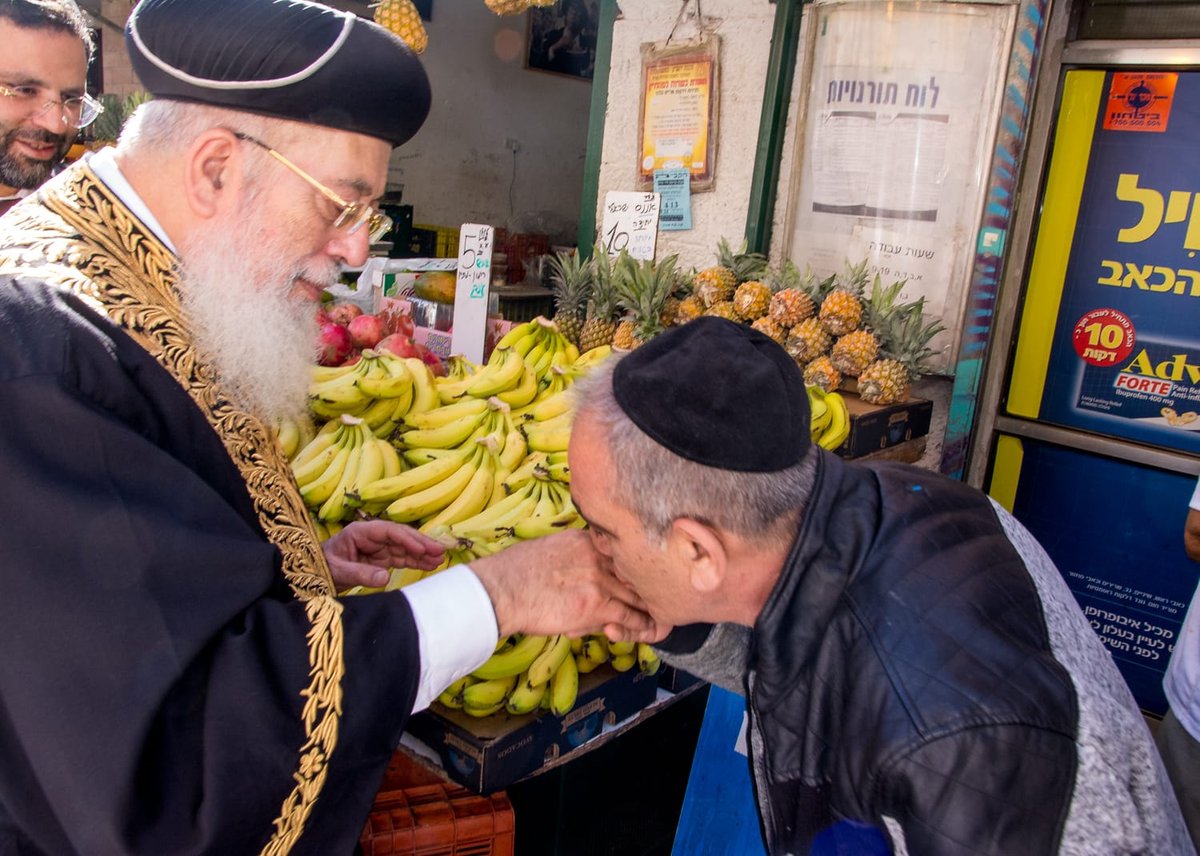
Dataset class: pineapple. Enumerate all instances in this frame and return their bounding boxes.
[694,238,768,308]
[751,316,786,344]
[830,330,879,377]
[818,259,870,337]
[784,317,831,365]
[674,294,705,324]
[372,0,428,53]
[578,246,620,352]
[858,298,946,405]
[704,300,737,321]
[484,0,532,14]
[804,356,842,393]
[769,288,814,328]
[733,280,772,321]
[612,252,679,350]
[547,249,592,346]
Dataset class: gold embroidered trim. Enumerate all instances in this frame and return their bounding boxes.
[2,164,344,855]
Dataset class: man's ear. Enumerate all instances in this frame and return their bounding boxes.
[669,517,727,594]
[183,130,240,219]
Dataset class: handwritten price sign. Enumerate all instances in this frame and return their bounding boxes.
[451,223,495,363]
[601,191,660,260]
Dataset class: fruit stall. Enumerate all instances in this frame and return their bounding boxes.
[289,227,948,851]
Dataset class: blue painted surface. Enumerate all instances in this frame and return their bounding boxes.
[671,686,767,856]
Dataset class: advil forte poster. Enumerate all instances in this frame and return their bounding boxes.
[1039,70,1200,452]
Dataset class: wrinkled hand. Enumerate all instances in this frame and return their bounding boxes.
[322,520,446,591]
[468,529,660,642]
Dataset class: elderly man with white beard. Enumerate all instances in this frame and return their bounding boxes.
[0,0,657,853]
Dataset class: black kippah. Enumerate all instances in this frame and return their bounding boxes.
[612,317,811,472]
[126,0,431,146]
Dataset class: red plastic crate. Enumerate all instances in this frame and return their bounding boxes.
[360,750,515,856]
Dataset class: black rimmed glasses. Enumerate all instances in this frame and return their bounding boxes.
[0,83,104,130]
[233,131,392,243]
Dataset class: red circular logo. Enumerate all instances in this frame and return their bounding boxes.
[1072,308,1136,367]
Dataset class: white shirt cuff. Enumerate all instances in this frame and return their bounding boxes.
[400,563,498,712]
[1190,475,1200,510]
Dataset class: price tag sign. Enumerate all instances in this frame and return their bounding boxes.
[601,191,660,260]
[450,223,494,363]
[653,169,692,231]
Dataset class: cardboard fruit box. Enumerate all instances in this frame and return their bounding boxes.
[405,666,659,794]
[836,393,933,459]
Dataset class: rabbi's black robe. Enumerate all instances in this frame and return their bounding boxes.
[0,162,422,855]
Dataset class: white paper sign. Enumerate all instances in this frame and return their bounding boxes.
[450,223,495,364]
[601,191,661,260]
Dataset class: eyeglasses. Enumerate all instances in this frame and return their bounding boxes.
[233,132,392,244]
[0,83,103,130]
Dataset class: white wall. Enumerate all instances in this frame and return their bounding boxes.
[87,0,594,245]
[597,0,790,269]
[391,2,593,243]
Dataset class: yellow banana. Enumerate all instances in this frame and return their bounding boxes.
[582,635,609,666]
[610,653,637,673]
[384,452,480,523]
[505,673,548,715]
[359,395,404,433]
[607,639,635,657]
[397,410,487,450]
[355,357,412,399]
[310,361,360,384]
[512,506,582,540]
[544,460,571,484]
[527,634,571,687]
[292,434,345,487]
[523,413,572,453]
[549,650,579,716]
[498,427,528,471]
[522,388,572,423]
[403,357,441,415]
[472,634,550,680]
[378,440,403,479]
[495,362,539,407]
[817,392,850,451]
[448,480,540,537]
[462,674,519,716]
[636,642,662,676]
[352,445,473,507]
[403,396,489,430]
[501,452,549,493]
[384,566,426,590]
[465,347,525,397]
[291,418,343,467]
[402,447,459,467]
[317,427,363,522]
[575,653,602,674]
[419,451,495,531]
[299,435,354,507]
[494,319,540,352]
[436,675,478,709]
[572,343,613,370]
[275,417,301,460]
[445,354,481,380]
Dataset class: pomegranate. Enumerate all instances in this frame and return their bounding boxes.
[326,302,364,327]
[416,344,446,376]
[376,333,422,359]
[316,322,354,366]
[348,313,386,349]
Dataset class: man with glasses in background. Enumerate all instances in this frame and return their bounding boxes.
[0,0,100,216]
[0,0,655,852]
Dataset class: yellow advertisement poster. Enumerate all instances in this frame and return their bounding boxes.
[638,39,718,190]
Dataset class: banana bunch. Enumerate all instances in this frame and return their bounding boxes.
[292,413,405,522]
[427,469,580,550]
[273,415,316,460]
[808,385,850,452]
[307,350,416,427]
[569,635,661,677]
[436,633,580,717]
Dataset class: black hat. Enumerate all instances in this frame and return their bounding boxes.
[612,317,811,472]
[126,0,431,147]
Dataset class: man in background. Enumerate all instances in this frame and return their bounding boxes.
[0,0,96,215]
[1158,480,1200,850]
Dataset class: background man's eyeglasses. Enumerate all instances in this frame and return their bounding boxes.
[0,84,103,130]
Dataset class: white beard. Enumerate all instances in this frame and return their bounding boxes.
[175,208,337,424]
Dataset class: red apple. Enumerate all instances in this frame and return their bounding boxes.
[347,313,385,349]
[326,302,364,327]
[316,322,354,366]
[376,333,422,359]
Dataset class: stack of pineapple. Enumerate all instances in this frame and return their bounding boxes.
[545,239,943,407]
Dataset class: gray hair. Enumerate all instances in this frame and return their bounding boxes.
[117,100,301,168]
[572,357,816,548]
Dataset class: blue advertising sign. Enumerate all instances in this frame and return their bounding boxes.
[1039,70,1200,453]
[998,438,1198,714]
[654,168,692,231]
